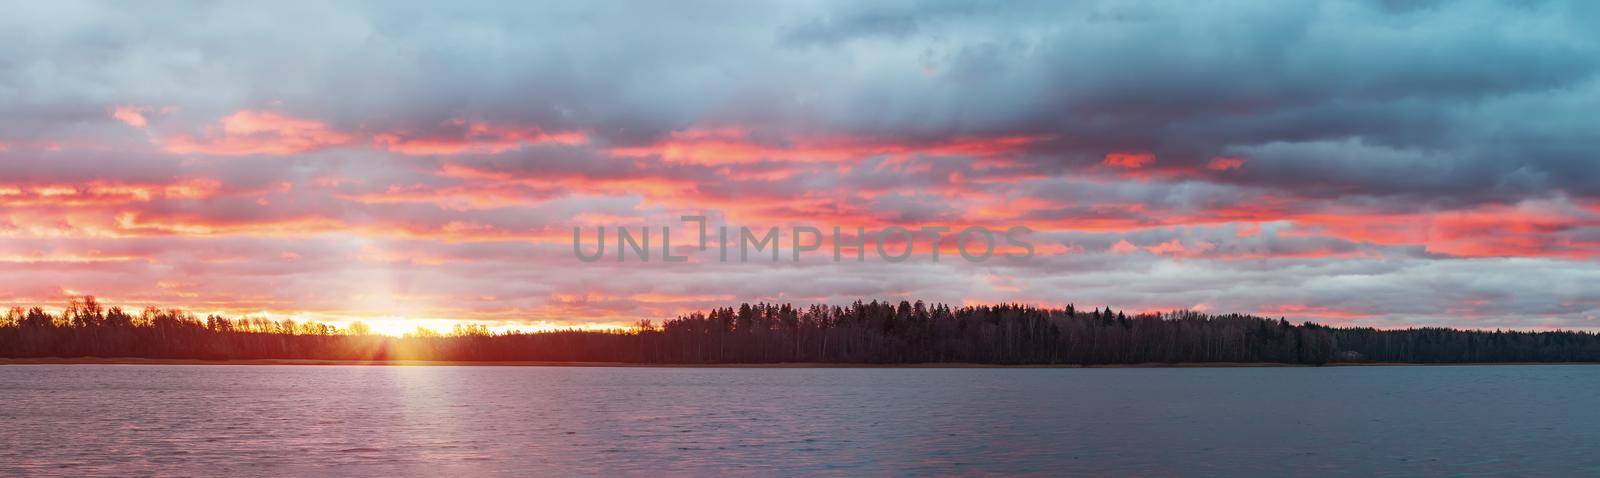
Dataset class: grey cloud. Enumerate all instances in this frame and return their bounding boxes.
[5,0,1597,204]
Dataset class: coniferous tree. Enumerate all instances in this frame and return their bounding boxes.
[4,297,1600,365]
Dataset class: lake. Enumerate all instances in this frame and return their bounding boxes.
[2,364,1597,476]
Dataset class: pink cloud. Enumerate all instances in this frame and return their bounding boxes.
[110,106,149,128]
[1103,151,1155,169]
[160,110,354,156]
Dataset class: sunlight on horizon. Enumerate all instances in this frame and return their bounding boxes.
[352,318,633,337]
[1,302,637,337]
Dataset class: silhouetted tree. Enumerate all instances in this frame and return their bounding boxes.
[4,297,1600,365]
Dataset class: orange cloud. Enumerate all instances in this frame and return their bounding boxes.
[109,212,347,237]
[1282,200,1600,258]
[1103,151,1155,169]
[161,110,353,156]
[0,178,222,207]
[0,252,152,264]
[612,127,1048,165]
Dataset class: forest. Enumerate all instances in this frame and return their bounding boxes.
[4,297,1600,365]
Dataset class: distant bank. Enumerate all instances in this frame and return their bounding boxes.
[8,299,1600,365]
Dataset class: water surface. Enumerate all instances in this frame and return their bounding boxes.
[2,364,1597,476]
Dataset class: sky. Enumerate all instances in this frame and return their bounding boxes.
[2,0,1598,333]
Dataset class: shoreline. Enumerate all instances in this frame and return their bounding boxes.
[2,357,1596,368]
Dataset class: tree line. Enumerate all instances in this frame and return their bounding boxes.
[4,297,1600,364]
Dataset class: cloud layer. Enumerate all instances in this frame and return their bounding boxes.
[2,0,1597,330]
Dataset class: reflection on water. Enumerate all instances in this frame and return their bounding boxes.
[2,365,1599,476]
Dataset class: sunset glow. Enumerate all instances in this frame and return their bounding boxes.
[1,0,1597,332]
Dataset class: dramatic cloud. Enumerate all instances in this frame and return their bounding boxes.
[1,0,1597,331]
